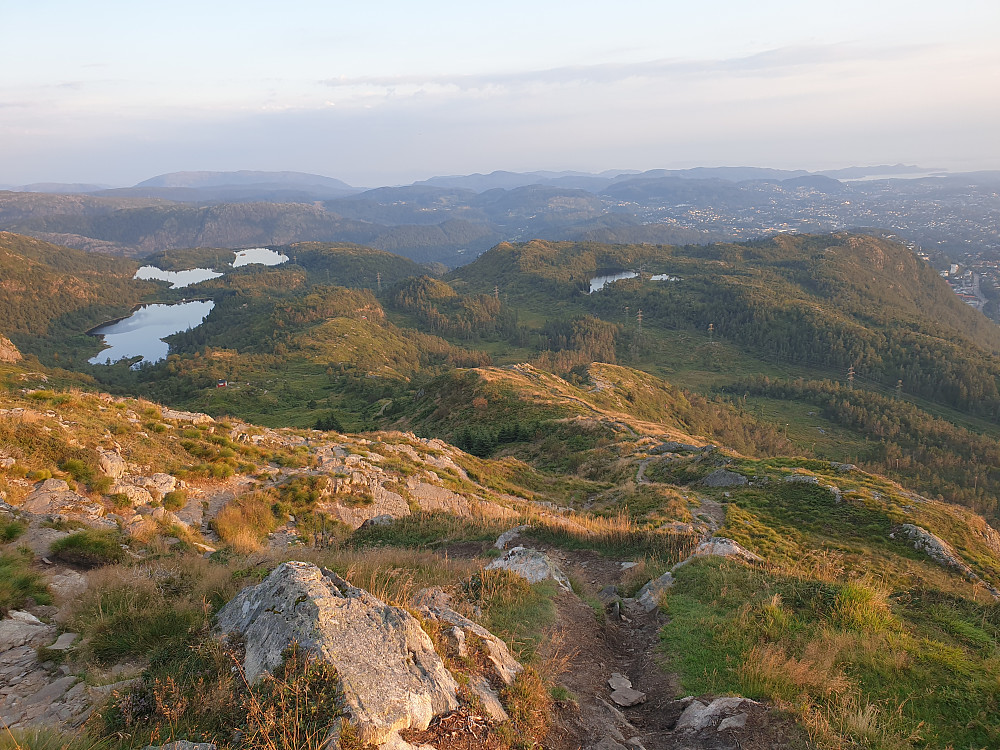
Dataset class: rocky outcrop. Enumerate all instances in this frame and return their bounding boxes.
[636,571,676,612]
[486,546,571,590]
[894,524,1000,596]
[19,479,108,525]
[650,441,701,454]
[216,561,459,747]
[318,484,411,529]
[701,469,747,488]
[410,481,470,516]
[417,601,522,687]
[417,599,522,723]
[680,537,763,568]
[0,335,21,364]
[160,408,213,425]
[784,474,819,485]
[0,612,93,728]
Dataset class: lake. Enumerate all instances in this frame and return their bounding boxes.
[134,266,223,288]
[588,271,682,292]
[132,247,289,287]
[88,300,215,366]
[589,271,638,293]
[232,247,289,267]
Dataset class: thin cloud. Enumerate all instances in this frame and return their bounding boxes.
[318,43,935,94]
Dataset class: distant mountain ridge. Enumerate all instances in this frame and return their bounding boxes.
[135,170,355,190]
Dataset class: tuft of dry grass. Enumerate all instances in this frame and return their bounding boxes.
[739,631,851,703]
[214,490,281,553]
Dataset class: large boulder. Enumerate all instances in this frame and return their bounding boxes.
[485,546,571,590]
[216,561,459,747]
[96,448,127,480]
[701,469,747,488]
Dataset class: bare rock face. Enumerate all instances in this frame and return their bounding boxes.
[485,546,571,591]
[216,561,459,747]
[319,484,412,529]
[110,482,154,506]
[495,524,531,550]
[679,537,762,568]
[0,612,93,729]
[0,335,21,363]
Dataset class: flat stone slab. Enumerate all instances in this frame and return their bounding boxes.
[48,633,79,651]
[610,686,646,707]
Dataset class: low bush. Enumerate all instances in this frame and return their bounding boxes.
[162,489,188,511]
[49,528,126,568]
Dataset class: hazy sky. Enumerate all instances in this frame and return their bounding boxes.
[3,0,999,186]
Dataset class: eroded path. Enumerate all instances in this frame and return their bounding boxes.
[539,548,804,750]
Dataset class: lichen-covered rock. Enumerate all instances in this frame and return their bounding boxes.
[701,469,747,487]
[410,482,471,516]
[485,546,571,590]
[318,484,412,529]
[417,601,522,686]
[216,561,459,746]
[110,482,154,506]
[784,474,819,485]
[160,408,214,425]
[650,441,701,454]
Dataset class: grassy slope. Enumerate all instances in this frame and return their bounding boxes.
[3,355,1000,749]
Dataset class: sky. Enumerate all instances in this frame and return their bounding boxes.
[2,0,999,187]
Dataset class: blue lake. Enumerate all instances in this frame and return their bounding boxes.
[89,301,215,366]
[134,266,223,288]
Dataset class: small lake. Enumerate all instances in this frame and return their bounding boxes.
[133,247,289,286]
[134,266,223,289]
[233,247,289,267]
[588,271,682,292]
[589,271,638,293]
[89,300,215,367]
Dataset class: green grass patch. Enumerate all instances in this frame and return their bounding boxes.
[661,557,1000,749]
[0,550,52,614]
[49,528,127,568]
